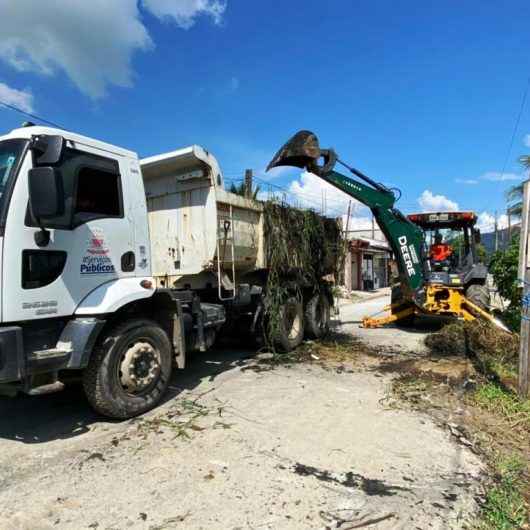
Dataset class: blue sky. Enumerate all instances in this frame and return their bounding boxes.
[1,0,529,232]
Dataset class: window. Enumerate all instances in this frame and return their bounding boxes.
[26,148,123,229]
[22,250,67,289]
[74,166,121,220]
[0,139,27,229]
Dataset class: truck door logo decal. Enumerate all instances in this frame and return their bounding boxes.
[81,229,116,275]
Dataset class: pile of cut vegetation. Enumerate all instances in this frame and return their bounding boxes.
[262,201,342,347]
[263,201,341,284]
[425,320,519,376]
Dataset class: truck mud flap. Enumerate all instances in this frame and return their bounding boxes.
[0,326,24,384]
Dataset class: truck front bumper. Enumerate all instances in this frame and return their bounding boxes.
[0,318,105,393]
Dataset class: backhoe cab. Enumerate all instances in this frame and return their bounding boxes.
[407,211,490,311]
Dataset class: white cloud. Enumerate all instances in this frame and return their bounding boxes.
[418,190,459,212]
[454,178,479,185]
[0,82,34,113]
[481,171,523,182]
[476,212,509,233]
[524,134,530,148]
[0,0,227,99]
[142,0,226,28]
[288,171,367,216]
[0,1,152,99]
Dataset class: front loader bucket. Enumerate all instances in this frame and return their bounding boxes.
[266,130,322,171]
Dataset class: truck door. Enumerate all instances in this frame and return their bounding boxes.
[2,144,136,323]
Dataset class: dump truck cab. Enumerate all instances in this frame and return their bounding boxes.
[0,125,227,417]
[407,211,490,310]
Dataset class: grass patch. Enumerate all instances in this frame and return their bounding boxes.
[471,382,530,431]
[478,455,528,530]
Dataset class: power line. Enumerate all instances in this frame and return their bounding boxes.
[499,77,530,181]
[0,99,65,129]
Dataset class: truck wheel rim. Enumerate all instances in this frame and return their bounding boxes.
[118,341,161,395]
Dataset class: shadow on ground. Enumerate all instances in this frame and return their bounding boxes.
[0,344,257,445]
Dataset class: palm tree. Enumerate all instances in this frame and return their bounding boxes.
[229,181,261,200]
[505,155,530,217]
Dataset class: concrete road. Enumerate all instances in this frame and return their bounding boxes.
[0,300,483,530]
[338,294,435,353]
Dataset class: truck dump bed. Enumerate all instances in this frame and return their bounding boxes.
[141,146,341,292]
[141,146,265,289]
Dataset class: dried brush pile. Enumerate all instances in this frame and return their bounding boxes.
[262,201,342,346]
[263,202,341,283]
[425,320,519,374]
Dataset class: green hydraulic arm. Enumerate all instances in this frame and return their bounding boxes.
[267,130,427,307]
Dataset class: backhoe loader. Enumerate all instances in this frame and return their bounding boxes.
[267,130,506,330]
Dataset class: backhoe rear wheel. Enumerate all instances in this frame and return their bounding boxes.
[465,284,490,311]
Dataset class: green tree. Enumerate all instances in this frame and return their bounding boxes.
[490,234,521,331]
[229,181,261,200]
[506,155,530,218]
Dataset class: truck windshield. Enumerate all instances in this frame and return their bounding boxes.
[0,139,26,220]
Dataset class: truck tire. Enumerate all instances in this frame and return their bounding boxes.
[304,293,331,339]
[275,297,304,352]
[83,319,172,419]
[465,284,490,311]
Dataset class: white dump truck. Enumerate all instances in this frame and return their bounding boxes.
[0,125,335,418]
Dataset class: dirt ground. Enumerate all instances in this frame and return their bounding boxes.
[0,297,488,530]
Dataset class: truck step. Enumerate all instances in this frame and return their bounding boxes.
[28,381,65,396]
[27,349,72,372]
[30,348,72,360]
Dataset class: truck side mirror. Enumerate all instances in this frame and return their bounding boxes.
[30,135,64,166]
[28,167,65,221]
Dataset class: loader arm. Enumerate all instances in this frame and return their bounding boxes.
[267,130,427,307]
[320,169,426,305]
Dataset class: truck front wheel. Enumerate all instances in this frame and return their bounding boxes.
[83,319,172,419]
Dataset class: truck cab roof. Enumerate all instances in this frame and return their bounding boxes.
[0,125,138,159]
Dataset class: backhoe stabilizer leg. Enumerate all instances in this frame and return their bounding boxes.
[462,297,511,333]
[362,305,415,329]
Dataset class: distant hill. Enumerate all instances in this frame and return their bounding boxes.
[481,224,520,255]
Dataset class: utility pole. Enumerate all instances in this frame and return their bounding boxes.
[494,211,499,252]
[343,201,352,292]
[518,180,530,398]
[244,169,253,199]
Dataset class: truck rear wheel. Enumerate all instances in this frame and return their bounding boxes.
[304,293,331,339]
[465,284,490,311]
[83,319,172,419]
[275,297,304,352]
